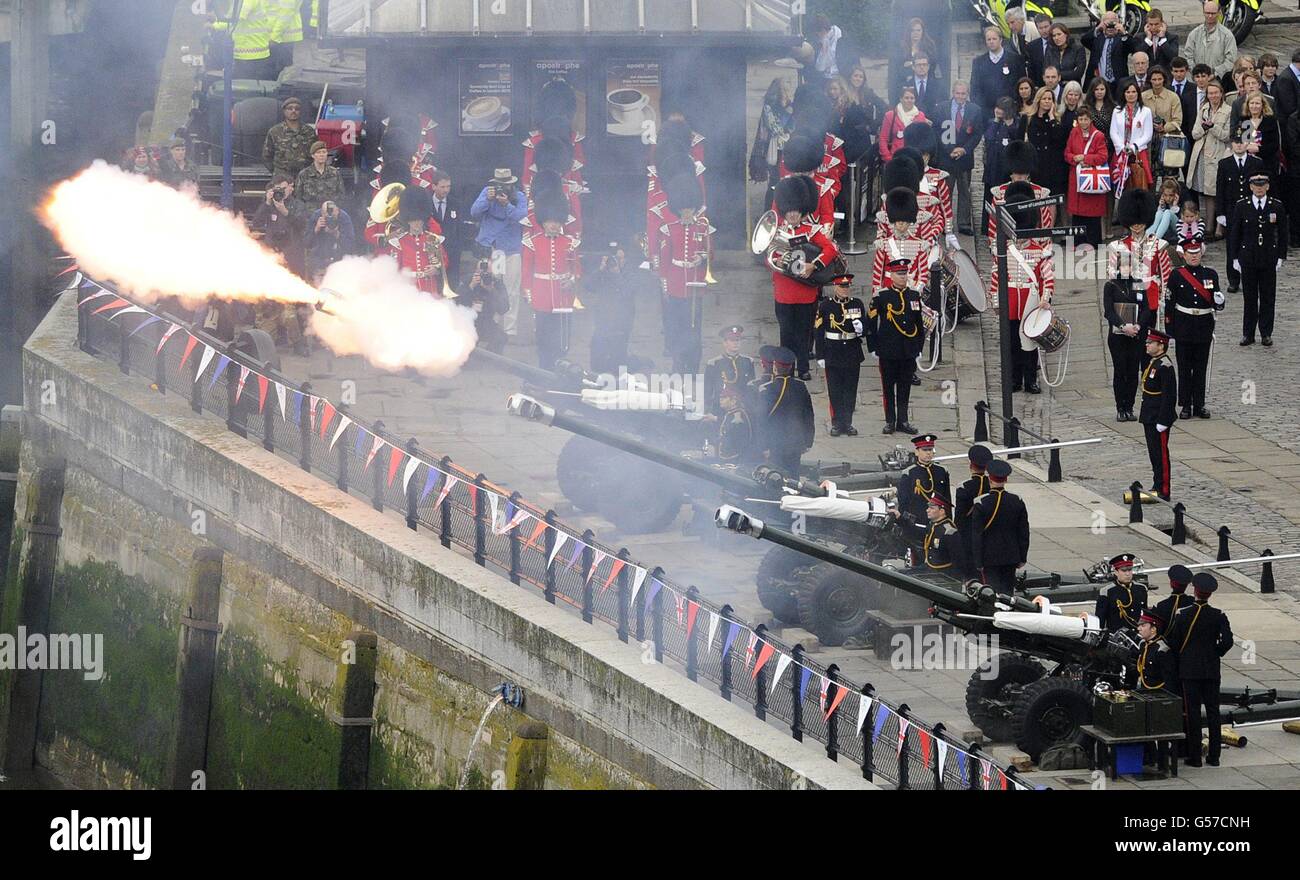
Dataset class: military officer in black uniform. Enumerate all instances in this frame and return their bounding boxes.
[969,459,1030,595]
[758,347,816,477]
[1095,552,1148,632]
[894,494,966,574]
[1134,610,1181,697]
[715,385,759,465]
[1138,329,1178,501]
[953,444,993,579]
[1166,572,1234,767]
[1215,138,1263,294]
[814,273,867,436]
[1164,238,1223,419]
[895,433,952,522]
[703,325,757,418]
[750,345,777,401]
[1228,172,1289,347]
[865,257,925,434]
[1153,563,1193,628]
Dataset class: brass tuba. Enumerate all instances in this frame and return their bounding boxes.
[750,209,779,255]
[368,181,406,225]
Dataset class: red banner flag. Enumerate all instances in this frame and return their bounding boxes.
[751,641,776,679]
[318,402,336,439]
[522,518,548,551]
[178,334,199,369]
[386,445,405,486]
[685,600,700,637]
[823,685,848,719]
[600,559,625,593]
[257,374,269,413]
[91,297,130,316]
[919,730,933,768]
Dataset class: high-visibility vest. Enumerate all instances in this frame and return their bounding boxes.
[310,0,319,29]
[268,0,303,44]
[232,0,272,61]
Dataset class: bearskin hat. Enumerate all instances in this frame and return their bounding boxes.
[885,187,919,224]
[783,135,823,174]
[1006,140,1037,177]
[665,172,703,214]
[657,119,692,156]
[535,136,573,176]
[378,156,410,189]
[539,115,572,145]
[538,78,578,123]
[397,185,434,224]
[882,154,922,194]
[837,104,872,165]
[1116,187,1158,228]
[532,171,569,225]
[775,175,818,216]
[656,148,696,183]
[903,121,938,158]
[1004,180,1039,233]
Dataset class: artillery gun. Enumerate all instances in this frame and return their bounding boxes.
[715,505,1300,760]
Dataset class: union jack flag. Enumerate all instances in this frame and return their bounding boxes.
[1111,150,1131,200]
[1077,165,1112,194]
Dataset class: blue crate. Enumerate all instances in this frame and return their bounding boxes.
[1115,744,1145,775]
[322,102,364,122]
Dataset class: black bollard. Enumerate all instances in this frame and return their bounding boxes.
[1217,526,1231,562]
[974,401,989,443]
[1172,503,1186,545]
[1048,437,1062,482]
[1261,549,1275,594]
[1129,481,1144,523]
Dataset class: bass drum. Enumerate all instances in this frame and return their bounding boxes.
[943,248,987,320]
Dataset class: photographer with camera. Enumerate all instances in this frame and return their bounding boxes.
[463,258,508,354]
[252,173,304,272]
[305,200,356,285]
[1082,11,1131,97]
[471,169,529,338]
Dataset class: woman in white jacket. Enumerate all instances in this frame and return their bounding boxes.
[1110,78,1154,192]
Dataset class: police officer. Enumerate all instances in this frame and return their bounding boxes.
[1138,329,1178,501]
[1134,610,1180,697]
[1095,552,1149,632]
[1164,238,1223,419]
[715,385,759,465]
[865,257,925,434]
[896,433,952,522]
[814,273,867,436]
[1228,172,1289,346]
[703,325,756,418]
[758,347,816,477]
[1166,572,1234,767]
[969,459,1030,594]
[1153,563,1193,628]
[954,444,993,578]
[895,494,966,574]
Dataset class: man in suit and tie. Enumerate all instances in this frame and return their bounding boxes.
[1130,51,1151,92]
[1171,58,1197,127]
[1135,9,1179,72]
[1027,11,1054,84]
[972,26,1027,115]
[906,54,945,119]
[1083,10,1131,96]
[429,170,465,293]
[1042,66,1063,105]
[1274,48,1300,121]
[1216,138,1263,292]
[939,81,985,235]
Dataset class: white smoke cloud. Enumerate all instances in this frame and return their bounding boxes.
[42,160,318,306]
[314,256,478,377]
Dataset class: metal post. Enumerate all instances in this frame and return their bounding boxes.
[368,418,384,512]
[439,457,454,548]
[226,355,246,438]
[1047,437,1062,482]
[753,623,768,721]
[615,548,630,642]
[579,529,595,621]
[1217,526,1231,562]
[542,510,558,602]
[1006,417,1021,456]
[405,440,420,531]
[974,401,989,442]
[1129,481,1144,523]
[843,161,868,255]
[509,493,525,586]
[969,743,983,790]
[790,645,805,742]
[825,664,840,762]
[1172,503,1186,544]
[299,382,314,473]
[996,208,1014,421]
[474,475,489,567]
[859,685,876,781]
[333,405,349,491]
[931,722,945,790]
[1261,549,1275,594]
[118,318,131,374]
[262,375,276,453]
[190,352,203,413]
[687,587,703,684]
[897,703,911,789]
[651,567,665,664]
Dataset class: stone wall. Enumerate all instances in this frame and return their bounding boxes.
[0,295,873,791]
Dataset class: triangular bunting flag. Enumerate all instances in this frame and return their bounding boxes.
[684,600,699,637]
[721,622,741,658]
[856,695,874,734]
[179,334,199,369]
[824,685,848,719]
[486,493,501,532]
[156,323,182,354]
[752,640,775,679]
[386,445,405,486]
[79,290,115,307]
[193,345,217,382]
[91,297,130,316]
[353,425,368,455]
[522,516,548,550]
[365,435,385,471]
[108,305,149,320]
[402,456,422,494]
[629,567,648,608]
[919,730,933,769]
[291,391,303,425]
[980,759,992,790]
[956,751,969,786]
[257,375,269,413]
[434,474,458,509]
[565,539,584,571]
[818,675,829,712]
[586,549,608,583]
[276,382,288,420]
[798,667,812,703]
[705,612,720,654]
[872,705,890,741]
[127,315,163,337]
[234,366,250,403]
[770,654,793,694]
[671,591,684,625]
[318,402,336,439]
[599,558,625,593]
[206,355,231,390]
[645,578,663,610]
[744,632,758,669]
[308,396,319,432]
[937,740,949,778]
[547,531,569,569]
[330,416,353,451]
[897,718,910,755]
[999,769,1008,791]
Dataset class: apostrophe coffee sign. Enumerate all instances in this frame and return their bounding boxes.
[460,61,513,135]
[605,61,661,140]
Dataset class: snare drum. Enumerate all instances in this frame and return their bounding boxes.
[941,248,987,319]
[1021,305,1069,353]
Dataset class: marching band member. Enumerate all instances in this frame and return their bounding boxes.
[646,135,701,278]
[379,187,449,297]
[779,134,840,237]
[903,122,960,253]
[865,257,925,434]
[1106,188,1171,421]
[871,187,932,295]
[522,181,582,371]
[992,181,1056,394]
[656,173,714,375]
[1164,237,1223,419]
[875,151,942,247]
[985,141,1052,259]
[521,81,586,191]
[770,175,840,381]
[531,139,583,237]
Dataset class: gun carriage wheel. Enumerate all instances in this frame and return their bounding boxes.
[1011,675,1094,760]
[964,654,1048,743]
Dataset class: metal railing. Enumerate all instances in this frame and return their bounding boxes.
[973,400,1067,481]
[73,278,1037,790]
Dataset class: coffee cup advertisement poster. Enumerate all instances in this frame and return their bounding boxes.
[533,60,586,137]
[459,61,514,135]
[605,61,660,139]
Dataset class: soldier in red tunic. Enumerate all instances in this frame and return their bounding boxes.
[657,173,714,375]
[770,175,840,380]
[522,112,586,193]
[532,138,582,237]
[991,181,1057,393]
[381,187,450,298]
[523,184,582,370]
[779,135,840,238]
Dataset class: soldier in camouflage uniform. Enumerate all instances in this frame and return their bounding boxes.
[294,140,344,213]
[263,96,317,179]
